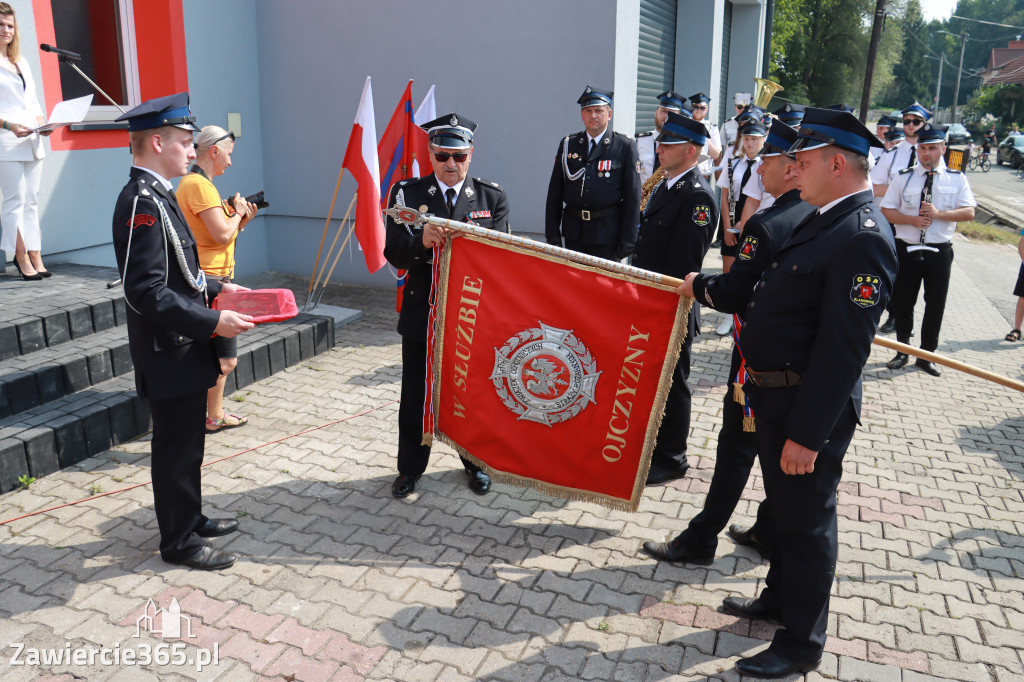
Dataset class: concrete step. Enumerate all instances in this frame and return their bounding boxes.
[0,311,340,492]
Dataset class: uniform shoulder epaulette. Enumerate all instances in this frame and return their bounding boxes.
[947,169,962,174]
[898,167,915,175]
[475,178,504,190]
[636,131,654,138]
[882,147,896,154]
[859,209,881,231]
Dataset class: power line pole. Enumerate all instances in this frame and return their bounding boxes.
[935,54,944,112]
[951,32,968,122]
[860,0,888,122]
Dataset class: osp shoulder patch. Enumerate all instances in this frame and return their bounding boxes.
[692,204,712,226]
[737,235,759,261]
[850,274,882,308]
[130,214,157,230]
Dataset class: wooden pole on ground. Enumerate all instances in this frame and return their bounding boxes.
[872,336,1024,392]
[306,165,347,306]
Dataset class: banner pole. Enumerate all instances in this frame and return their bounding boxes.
[384,207,1024,395]
[871,336,1024,392]
[306,166,347,307]
[313,222,358,308]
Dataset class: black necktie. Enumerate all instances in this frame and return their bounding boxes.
[446,188,456,217]
[589,138,597,159]
[906,145,917,169]
[920,169,935,206]
[734,160,754,215]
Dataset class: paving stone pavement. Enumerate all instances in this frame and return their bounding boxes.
[0,235,1022,681]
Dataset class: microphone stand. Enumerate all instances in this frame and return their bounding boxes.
[56,53,125,113]
[48,52,126,286]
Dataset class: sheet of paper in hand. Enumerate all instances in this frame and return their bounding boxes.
[211,289,299,324]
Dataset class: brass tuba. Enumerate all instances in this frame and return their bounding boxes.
[752,78,784,109]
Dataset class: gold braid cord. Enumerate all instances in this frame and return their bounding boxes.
[640,169,668,212]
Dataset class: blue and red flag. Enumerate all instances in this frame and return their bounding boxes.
[378,81,433,312]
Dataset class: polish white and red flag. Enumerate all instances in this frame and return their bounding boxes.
[341,76,386,272]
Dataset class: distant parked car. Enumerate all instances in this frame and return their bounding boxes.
[997,135,1024,167]
[946,123,971,146]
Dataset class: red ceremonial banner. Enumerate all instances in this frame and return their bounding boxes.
[429,234,688,511]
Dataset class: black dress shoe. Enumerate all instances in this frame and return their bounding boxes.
[878,315,896,334]
[12,259,43,280]
[195,518,239,538]
[915,358,942,376]
[646,462,689,485]
[727,524,768,558]
[721,596,781,622]
[167,546,236,571]
[466,470,491,494]
[641,538,714,565]
[886,352,909,369]
[736,649,821,678]
[392,474,421,498]
[710,239,722,248]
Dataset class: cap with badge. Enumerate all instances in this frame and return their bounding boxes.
[916,122,946,144]
[829,103,856,113]
[738,120,768,138]
[689,92,711,105]
[773,102,805,126]
[902,101,932,121]
[421,112,477,149]
[759,121,798,157]
[735,92,752,106]
[115,92,199,132]
[656,90,687,112]
[578,85,613,109]
[789,107,884,157]
[885,129,906,143]
[876,115,898,129]
[656,110,708,146]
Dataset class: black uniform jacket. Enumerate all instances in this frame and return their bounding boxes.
[692,188,815,313]
[384,174,510,343]
[739,189,897,451]
[112,168,223,400]
[545,128,640,252]
[632,167,717,279]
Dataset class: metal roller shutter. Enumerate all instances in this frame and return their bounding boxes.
[636,0,677,134]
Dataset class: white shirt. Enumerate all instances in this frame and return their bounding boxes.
[728,155,760,204]
[879,160,976,245]
[435,177,466,210]
[720,118,739,150]
[636,130,658,183]
[134,166,174,192]
[819,190,865,215]
[869,138,917,187]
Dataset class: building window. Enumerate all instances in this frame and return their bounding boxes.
[50,0,139,118]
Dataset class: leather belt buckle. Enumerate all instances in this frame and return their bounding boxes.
[581,210,591,221]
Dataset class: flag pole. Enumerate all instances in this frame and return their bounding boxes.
[307,165,347,306]
[385,206,1024,394]
[313,221,358,308]
[306,194,357,310]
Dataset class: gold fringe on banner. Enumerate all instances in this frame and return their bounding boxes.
[426,231,691,512]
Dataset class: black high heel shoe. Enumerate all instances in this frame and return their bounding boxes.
[12,259,43,281]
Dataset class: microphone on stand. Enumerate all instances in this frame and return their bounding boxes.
[40,43,82,61]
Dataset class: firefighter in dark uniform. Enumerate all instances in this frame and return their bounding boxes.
[711,108,897,678]
[384,113,510,499]
[631,111,717,485]
[111,93,254,571]
[641,121,815,564]
[545,86,640,260]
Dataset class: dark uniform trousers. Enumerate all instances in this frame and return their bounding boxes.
[111,168,223,562]
[891,239,954,351]
[651,310,695,468]
[754,403,858,661]
[384,174,511,478]
[679,189,815,553]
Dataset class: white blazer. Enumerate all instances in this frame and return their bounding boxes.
[0,56,45,162]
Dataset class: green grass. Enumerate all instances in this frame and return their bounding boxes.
[957,221,1020,246]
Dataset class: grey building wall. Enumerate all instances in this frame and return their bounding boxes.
[253,0,633,287]
[675,0,727,124]
[726,1,767,114]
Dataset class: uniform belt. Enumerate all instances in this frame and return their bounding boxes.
[898,239,952,250]
[745,368,802,388]
[570,206,618,221]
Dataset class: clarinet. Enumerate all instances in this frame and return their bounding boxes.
[727,157,736,222]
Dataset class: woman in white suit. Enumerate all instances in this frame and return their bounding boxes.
[0,2,51,280]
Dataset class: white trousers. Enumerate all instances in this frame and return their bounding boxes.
[0,157,44,256]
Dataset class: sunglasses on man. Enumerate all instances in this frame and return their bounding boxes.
[434,152,469,162]
[902,117,924,125]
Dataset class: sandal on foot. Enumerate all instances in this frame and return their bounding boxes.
[206,413,248,432]
[1006,329,1022,342]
